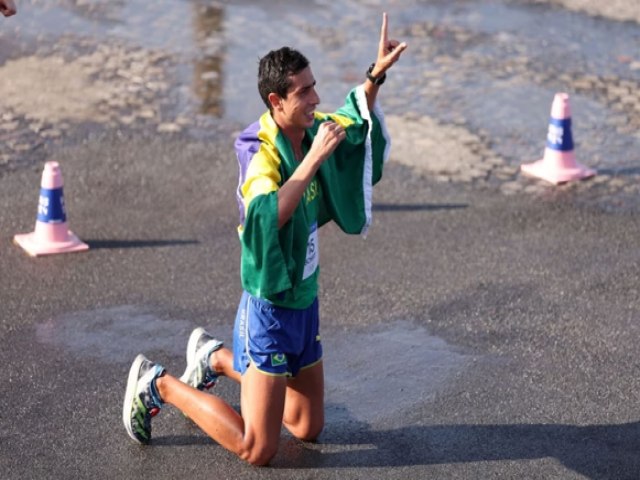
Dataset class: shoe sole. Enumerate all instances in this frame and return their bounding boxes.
[122,353,146,444]
[180,328,209,421]
[179,327,206,384]
[186,327,206,365]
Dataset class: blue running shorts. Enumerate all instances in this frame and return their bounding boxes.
[233,291,323,377]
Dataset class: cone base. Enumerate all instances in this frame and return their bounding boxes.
[14,230,89,257]
[521,158,596,185]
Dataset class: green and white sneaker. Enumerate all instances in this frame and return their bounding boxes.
[179,327,223,391]
[122,354,165,445]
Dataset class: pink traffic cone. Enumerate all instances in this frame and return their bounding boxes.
[521,92,596,184]
[14,161,89,256]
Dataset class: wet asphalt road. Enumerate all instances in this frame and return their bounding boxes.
[2,127,640,479]
[2,0,640,479]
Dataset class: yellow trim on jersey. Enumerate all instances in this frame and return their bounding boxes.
[315,111,355,129]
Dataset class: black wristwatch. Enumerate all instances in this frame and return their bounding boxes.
[366,63,386,85]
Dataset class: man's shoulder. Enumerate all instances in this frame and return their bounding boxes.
[234,115,285,180]
[234,112,284,155]
[234,120,262,155]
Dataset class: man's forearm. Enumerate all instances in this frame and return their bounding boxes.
[276,154,323,229]
[364,78,381,112]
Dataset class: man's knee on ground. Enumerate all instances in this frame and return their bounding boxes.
[286,419,324,442]
[239,442,279,466]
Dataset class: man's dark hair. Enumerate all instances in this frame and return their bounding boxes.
[258,47,309,111]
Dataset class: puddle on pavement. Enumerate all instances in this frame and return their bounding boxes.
[323,321,473,424]
[35,305,193,362]
[36,307,473,423]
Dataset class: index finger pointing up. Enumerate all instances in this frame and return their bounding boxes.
[380,12,388,46]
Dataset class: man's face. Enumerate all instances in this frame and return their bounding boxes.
[276,66,320,130]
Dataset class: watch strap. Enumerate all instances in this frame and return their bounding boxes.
[366,63,386,85]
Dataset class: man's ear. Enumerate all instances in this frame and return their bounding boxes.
[268,92,283,111]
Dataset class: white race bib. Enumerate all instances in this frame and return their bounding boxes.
[302,222,319,280]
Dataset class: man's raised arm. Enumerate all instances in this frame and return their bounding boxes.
[364,12,407,111]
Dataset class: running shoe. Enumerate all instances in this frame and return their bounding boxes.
[122,354,165,445]
[179,327,223,391]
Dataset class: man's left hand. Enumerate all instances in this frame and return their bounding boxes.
[372,12,407,78]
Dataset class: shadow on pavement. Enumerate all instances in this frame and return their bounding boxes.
[151,435,216,447]
[307,421,640,479]
[86,239,200,249]
[145,413,640,478]
[596,166,640,177]
[372,202,468,212]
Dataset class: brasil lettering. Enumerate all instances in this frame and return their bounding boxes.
[304,178,319,205]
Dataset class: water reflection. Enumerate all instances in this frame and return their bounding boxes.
[191,3,224,117]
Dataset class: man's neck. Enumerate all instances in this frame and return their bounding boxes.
[281,128,305,152]
[272,113,305,150]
